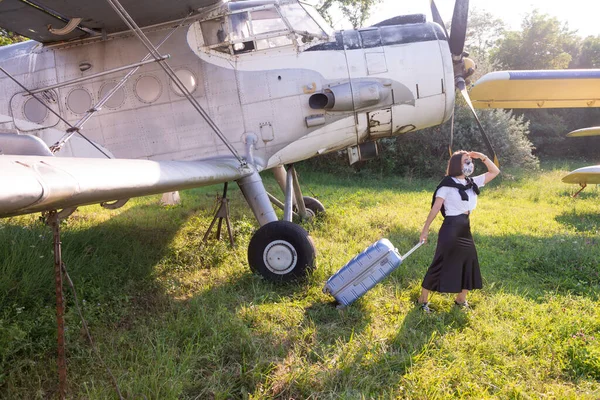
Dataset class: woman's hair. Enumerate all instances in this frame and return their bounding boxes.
[447,150,468,177]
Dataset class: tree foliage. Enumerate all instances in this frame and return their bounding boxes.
[316,0,381,29]
[0,29,26,47]
[491,11,577,70]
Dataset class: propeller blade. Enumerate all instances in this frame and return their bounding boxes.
[430,0,449,39]
[449,0,469,57]
[457,80,500,167]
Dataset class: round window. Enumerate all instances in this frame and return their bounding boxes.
[67,88,93,114]
[170,69,197,97]
[23,97,48,124]
[99,82,126,109]
[135,75,162,104]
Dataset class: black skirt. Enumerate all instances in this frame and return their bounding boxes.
[421,214,482,293]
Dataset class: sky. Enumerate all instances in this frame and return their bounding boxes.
[317,0,598,38]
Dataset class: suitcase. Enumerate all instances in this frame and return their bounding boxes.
[323,239,424,308]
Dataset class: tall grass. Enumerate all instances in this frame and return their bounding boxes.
[1,160,599,399]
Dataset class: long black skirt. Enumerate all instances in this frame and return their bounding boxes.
[422,214,482,293]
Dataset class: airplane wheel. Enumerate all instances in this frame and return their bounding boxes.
[294,196,325,221]
[302,196,325,215]
[248,221,316,282]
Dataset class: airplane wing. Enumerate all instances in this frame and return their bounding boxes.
[567,127,600,137]
[0,0,221,44]
[0,155,253,218]
[562,166,600,185]
[470,70,600,109]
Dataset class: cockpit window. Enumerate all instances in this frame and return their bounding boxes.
[250,9,288,35]
[201,17,228,47]
[199,1,332,55]
[279,3,325,39]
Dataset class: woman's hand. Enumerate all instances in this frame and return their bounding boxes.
[420,229,429,244]
[468,151,486,160]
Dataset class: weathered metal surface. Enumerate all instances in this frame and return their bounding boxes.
[0,156,252,217]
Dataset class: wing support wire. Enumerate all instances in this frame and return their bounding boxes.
[104,0,247,167]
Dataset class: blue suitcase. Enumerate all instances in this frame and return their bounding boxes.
[323,239,423,308]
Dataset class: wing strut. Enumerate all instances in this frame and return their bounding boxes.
[105,0,247,166]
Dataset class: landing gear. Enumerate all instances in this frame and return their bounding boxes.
[297,196,325,219]
[237,167,318,281]
[248,221,316,282]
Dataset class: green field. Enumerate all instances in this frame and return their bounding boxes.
[1,161,599,399]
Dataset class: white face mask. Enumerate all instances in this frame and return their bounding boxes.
[462,160,474,177]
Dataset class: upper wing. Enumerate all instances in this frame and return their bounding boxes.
[470,70,600,109]
[567,127,600,137]
[0,0,221,44]
[0,155,252,218]
[562,166,600,185]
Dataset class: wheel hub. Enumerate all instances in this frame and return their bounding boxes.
[263,240,297,275]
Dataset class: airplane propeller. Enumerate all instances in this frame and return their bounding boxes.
[431,0,500,166]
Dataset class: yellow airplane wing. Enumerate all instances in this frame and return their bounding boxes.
[562,166,600,185]
[566,127,600,137]
[470,70,600,109]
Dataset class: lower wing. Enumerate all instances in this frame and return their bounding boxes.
[562,165,600,185]
[470,70,600,109]
[567,127,600,137]
[0,155,252,218]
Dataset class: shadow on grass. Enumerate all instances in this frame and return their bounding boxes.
[555,211,600,232]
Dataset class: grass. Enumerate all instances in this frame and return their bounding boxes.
[1,160,599,399]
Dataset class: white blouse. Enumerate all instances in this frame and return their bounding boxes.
[436,174,486,216]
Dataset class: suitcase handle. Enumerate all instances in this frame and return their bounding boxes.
[401,241,425,260]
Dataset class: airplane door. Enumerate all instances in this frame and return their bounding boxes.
[342,28,393,142]
[10,90,61,132]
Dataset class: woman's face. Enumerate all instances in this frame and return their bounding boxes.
[461,154,474,177]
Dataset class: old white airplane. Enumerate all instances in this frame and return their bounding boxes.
[470,69,600,195]
[0,0,499,281]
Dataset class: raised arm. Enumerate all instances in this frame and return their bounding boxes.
[469,151,500,184]
[420,197,444,244]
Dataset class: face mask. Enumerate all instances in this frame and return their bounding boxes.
[462,160,474,177]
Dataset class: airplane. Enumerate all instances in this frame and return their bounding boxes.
[470,69,600,195]
[0,0,500,282]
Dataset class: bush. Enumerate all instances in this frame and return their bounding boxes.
[305,102,539,178]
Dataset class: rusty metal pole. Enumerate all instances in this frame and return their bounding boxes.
[49,211,67,400]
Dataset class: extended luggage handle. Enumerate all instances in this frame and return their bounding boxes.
[400,240,425,260]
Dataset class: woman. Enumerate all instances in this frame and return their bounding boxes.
[418,150,500,312]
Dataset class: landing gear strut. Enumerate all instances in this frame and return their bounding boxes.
[237,167,320,281]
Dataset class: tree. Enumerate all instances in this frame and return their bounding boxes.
[316,0,381,29]
[491,10,578,70]
[0,29,26,47]
[465,8,505,60]
[572,35,600,68]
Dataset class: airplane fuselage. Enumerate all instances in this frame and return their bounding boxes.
[0,8,454,171]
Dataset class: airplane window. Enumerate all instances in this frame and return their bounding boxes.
[201,18,228,46]
[99,82,126,109]
[23,97,48,123]
[230,12,251,41]
[250,9,288,35]
[256,35,293,50]
[170,69,197,97]
[279,3,325,38]
[301,2,334,36]
[67,88,92,114]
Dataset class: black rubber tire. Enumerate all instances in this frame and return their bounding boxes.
[302,196,325,215]
[248,221,316,282]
